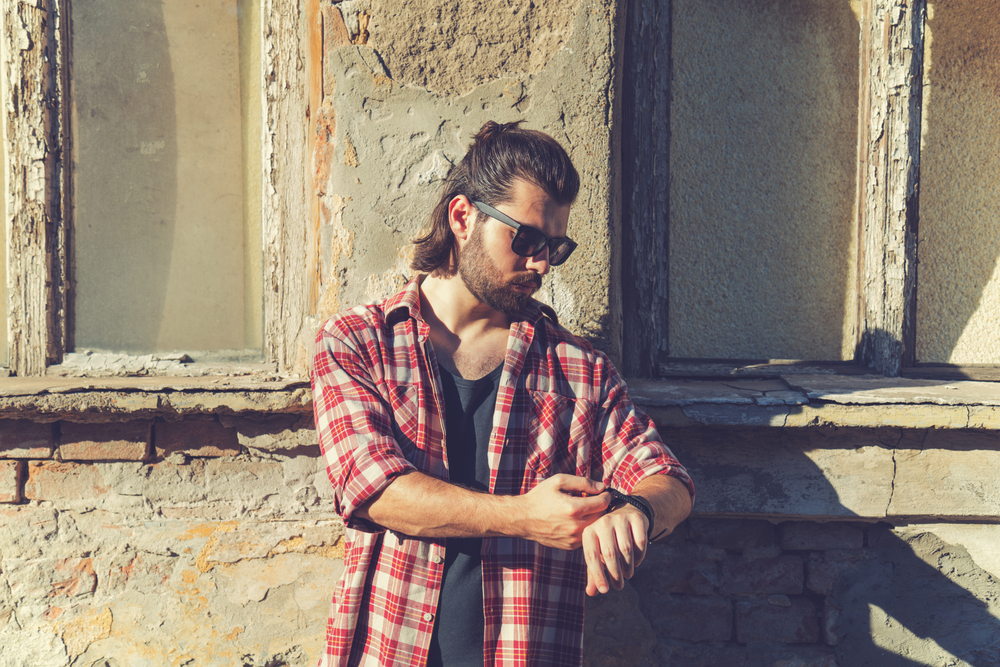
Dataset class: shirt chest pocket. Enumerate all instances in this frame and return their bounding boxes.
[524,390,594,479]
[386,382,433,472]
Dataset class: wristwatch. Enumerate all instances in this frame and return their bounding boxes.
[606,488,655,539]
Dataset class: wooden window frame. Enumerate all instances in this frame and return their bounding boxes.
[621,0,999,380]
[2,0,319,378]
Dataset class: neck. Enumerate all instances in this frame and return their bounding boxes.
[420,273,510,337]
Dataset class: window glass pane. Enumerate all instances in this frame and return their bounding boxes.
[916,0,1000,364]
[71,0,261,359]
[668,0,859,360]
[1,40,7,368]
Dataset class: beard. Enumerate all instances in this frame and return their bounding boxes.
[458,222,542,318]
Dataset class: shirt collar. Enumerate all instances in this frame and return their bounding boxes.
[384,277,424,326]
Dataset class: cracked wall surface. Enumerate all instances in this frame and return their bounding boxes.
[309,0,624,362]
[0,415,343,667]
[1,406,999,664]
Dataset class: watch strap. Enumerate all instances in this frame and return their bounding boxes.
[606,488,655,539]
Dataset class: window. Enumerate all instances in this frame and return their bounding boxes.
[70,0,262,359]
[622,0,1000,378]
[2,0,317,377]
[914,0,1000,365]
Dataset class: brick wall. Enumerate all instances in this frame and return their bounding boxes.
[4,416,999,666]
[585,517,1000,667]
[0,415,342,667]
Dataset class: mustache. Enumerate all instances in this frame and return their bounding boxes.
[509,274,542,289]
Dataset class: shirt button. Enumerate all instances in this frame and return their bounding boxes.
[423,612,434,622]
[432,555,443,564]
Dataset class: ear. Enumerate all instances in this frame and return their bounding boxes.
[448,195,477,245]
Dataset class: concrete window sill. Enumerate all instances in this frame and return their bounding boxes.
[629,375,1000,431]
[0,376,312,420]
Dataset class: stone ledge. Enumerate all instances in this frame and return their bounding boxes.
[667,425,1000,522]
[2,374,999,429]
[0,376,312,421]
[629,375,1000,430]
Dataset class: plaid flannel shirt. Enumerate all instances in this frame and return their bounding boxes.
[312,278,694,667]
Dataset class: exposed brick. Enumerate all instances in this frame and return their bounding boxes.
[154,419,240,458]
[807,559,867,596]
[823,598,842,646]
[745,644,839,667]
[720,555,804,595]
[659,640,748,667]
[646,595,732,642]
[736,597,820,644]
[25,462,110,502]
[689,518,776,550]
[0,460,24,503]
[0,420,55,458]
[656,519,690,547]
[59,422,150,461]
[780,522,864,551]
[634,542,722,596]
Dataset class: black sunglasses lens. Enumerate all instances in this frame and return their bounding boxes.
[549,241,576,266]
[511,228,547,257]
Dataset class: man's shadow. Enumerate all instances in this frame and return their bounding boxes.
[651,424,1000,666]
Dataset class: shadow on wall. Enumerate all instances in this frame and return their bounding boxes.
[833,526,1000,665]
[660,425,1000,665]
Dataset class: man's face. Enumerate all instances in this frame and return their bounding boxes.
[457,179,572,318]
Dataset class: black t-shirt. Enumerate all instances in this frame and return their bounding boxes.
[425,362,503,667]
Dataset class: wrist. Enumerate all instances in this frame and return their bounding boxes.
[606,488,655,539]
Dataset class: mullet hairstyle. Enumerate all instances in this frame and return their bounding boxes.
[410,120,580,275]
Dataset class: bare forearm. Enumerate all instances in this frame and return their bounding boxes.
[632,474,693,540]
[355,471,611,548]
[356,470,521,538]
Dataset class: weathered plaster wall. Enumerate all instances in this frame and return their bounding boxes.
[916,0,1000,363]
[0,415,342,667]
[668,0,860,361]
[4,410,1000,666]
[307,0,624,361]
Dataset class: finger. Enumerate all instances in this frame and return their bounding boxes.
[615,523,636,581]
[586,569,599,597]
[601,531,623,587]
[629,516,649,570]
[566,493,612,518]
[583,528,610,595]
[551,474,606,496]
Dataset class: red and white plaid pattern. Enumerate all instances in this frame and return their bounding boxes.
[312,278,694,667]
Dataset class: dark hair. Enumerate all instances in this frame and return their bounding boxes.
[410,120,580,274]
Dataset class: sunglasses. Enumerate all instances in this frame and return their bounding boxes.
[470,200,578,266]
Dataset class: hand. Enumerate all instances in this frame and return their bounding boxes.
[517,474,611,550]
[582,502,649,596]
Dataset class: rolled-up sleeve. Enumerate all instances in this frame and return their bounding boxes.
[312,321,417,532]
[593,355,695,502]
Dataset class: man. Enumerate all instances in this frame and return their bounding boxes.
[312,120,694,667]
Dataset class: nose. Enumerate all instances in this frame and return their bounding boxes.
[525,245,551,275]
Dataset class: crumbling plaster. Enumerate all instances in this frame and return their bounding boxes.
[310,0,625,361]
[0,414,343,667]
